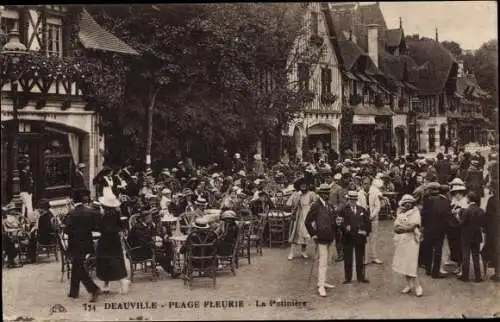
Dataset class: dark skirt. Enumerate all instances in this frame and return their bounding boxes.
[96,232,127,282]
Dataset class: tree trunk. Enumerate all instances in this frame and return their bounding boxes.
[145,84,161,171]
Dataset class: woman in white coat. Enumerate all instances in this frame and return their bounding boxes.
[392,194,423,297]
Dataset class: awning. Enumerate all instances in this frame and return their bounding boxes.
[353,115,376,124]
[353,72,371,83]
[343,71,358,80]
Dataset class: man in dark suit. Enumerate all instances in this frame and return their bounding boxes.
[435,153,452,184]
[458,192,485,282]
[328,173,346,262]
[305,184,337,297]
[337,191,371,284]
[64,189,100,302]
[420,183,449,278]
[465,160,485,198]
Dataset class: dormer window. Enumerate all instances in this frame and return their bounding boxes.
[46,17,62,57]
[311,12,318,36]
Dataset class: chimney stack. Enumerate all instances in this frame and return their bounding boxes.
[435,28,439,42]
[367,24,379,68]
[399,17,403,30]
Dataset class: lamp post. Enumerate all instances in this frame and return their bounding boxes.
[2,26,29,212]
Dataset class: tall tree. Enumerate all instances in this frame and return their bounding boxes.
[440,40,462,58]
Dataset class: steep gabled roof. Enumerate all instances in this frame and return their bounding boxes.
[386,28,402,48]
[379,51,419,83]
[358,3,387,29]
[338,39,365,71]
[406,39,456,95]
[79,8,140,56]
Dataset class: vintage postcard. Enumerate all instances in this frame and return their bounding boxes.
[2,2,499,321]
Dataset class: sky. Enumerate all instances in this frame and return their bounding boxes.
[379,1,497,51]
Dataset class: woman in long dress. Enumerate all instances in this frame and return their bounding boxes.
[96,195,130,294]
[287,177,316,260]
[392,194,423,297]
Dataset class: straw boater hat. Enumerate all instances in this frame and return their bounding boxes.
[192,217,210,229]
[450,184,467,193]
[254,154,262,161]
[98,195,121,208]
[194,196,208,205]
[345,190,358,200]
[237,170,246,177]
[398,194,417,207]
[317,183,331,193]
[220,210,238,220]
[449,178,465,186]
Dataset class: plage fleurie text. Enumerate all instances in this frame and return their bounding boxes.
[101,299,307,310]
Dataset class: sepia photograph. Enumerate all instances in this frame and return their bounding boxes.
[1,1,499,320]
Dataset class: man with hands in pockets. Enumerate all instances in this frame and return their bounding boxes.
[305,183,338,297]
[338,190,372,284]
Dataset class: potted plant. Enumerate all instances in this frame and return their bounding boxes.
[349,93,362,106]
[321,92,338,105]
[309,34,324,47]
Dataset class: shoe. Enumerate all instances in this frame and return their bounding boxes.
[89,289,101,303]
[335,256,344,262]
[68,294,79,299]
[372,259,383,264]
[358,278,370,284]
[415,285,423,297]
[343,280,352,284]
[452,268,461,275]
[324,283,336,289]
[301,252,309,259]
[439,269,448,275]
[318,286,327,297]
[101,283,110,293]
[287,254,294,260]
[120,279,130,294]
[400,286,412,294]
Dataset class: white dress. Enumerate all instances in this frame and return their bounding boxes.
[102,176,116,199]
[287,191,316,245]
[392,207,421,277]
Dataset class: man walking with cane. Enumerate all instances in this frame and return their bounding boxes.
[305,183,337,297]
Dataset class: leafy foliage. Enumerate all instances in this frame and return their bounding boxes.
[88,4,319,168]
[440,40,462,58]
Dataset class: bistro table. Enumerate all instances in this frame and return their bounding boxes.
[161,215,180,234]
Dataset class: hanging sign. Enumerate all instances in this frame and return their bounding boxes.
[353,115,376,124]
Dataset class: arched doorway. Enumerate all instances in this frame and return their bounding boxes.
[395,126,406,156]
[307,124,337,151]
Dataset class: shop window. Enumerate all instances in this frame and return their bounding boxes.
[428,128,436,152]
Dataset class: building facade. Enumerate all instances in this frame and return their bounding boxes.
[284,2,343,162]
[0,5,138,207]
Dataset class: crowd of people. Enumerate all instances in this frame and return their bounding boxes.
[2,145,499,301]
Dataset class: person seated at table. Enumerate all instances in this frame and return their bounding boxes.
[127,210,173,274]
[2,203,23,268]
[181,217,218,269]
[217,211,240,256]
[250,191,274,216]
[28,198,58,263]
[220,186,239,211]
[192,196,208,221]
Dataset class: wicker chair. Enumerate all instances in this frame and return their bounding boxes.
[237,220,252,265]
[217,222,240,274]
[183,230,218,289]
[32,228,59,262]
[249,214,266,255]
[268,213,287,248]
[122,236,158,282]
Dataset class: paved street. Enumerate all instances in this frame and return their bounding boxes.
[3,217,499,321]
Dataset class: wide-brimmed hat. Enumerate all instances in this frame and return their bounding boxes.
[344,159,354,165]
[398,194,416,206]
[161,188,171,195]
[77,163,86,169]
[345,190,358,200]
[237,170,246,177]
[194,196,208,205]
[98,195,121,208]
[450,184,467,193]
[360,154,371,160]
[220,210,238,220]
[254,154,262,161]
[293,177,312,190]
[192,217,210,229]
[2,202,17,213]
[449,178,465,186]
[317,183,331,193]
[426,182,441,191]
[372,178,384,189]
[212,173,221,178]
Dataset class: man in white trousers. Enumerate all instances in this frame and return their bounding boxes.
[19,161,34,219]
[304,184,337,297]
[367,178,384,264]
